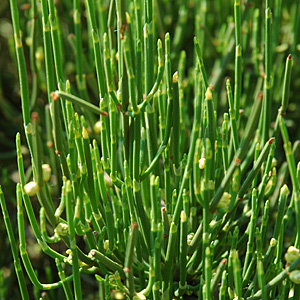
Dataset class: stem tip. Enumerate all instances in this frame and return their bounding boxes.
[50,91,59,101]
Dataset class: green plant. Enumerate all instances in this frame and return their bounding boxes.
[1,0,300,299]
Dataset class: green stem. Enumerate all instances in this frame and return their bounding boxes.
[0,187,30,300]
[56,91,108,116]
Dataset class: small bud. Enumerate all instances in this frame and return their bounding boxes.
[187,233,194,246]
[281,184,290,197]
[199,157,206,169]
[209,219,218,229]
[104,170,113,187]
[35,47,44,61]
[205,87,213,100]
[270,238,277,247]
[42,164,51,182]
[125,12,131,24]
[25,123,32,134]
[25,37,32,47]
[217,192,231,209]
[93,120,101,134]
[208,180,215,190]
[78,260,88,267]
[289,270,300,284]
[88,250,95,258]
[133,292,146,300]
[173,71,178,83]
[114,291,126,300]
[285,246,300,264]
[82,127,89,139]
[47,141,53,148]
[65,249,73,264]
[50,91,59,101]
[104,240,109,251]
[180,210,187,222]
[79,163,87,175]
[54,223,69,236]
[24,181,39,196]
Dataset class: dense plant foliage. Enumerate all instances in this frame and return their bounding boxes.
[1,0,300,299]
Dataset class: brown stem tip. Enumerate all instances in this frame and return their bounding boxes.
[101,111,109,117]
[258,91,264,100]
[132,222,138,230]
[50,91,59,101]
[31,112,39,121]
[234,158,241,166]
[268,137,274,144]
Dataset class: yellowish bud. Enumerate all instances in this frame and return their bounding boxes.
[125,12,131,24]
[187,233,194,246]
[199,157,206,169]
[104,240,109,251]
[35,47,44,61]
[42,164,51,182]
[24,181,39,196]
[209,219,218,229]
[281,184,290,197]
[289,270,300,284]
[271,157,277,168]
[270,238,277,247]
[65,249,73,264]
[133,292,146,300]
[25,123,32,134]
[208,180,215,190]
[54,223,69,237]
[82,127,89,139]
[25,37,32,47]
[180,210,187,222]
[217,192,231,210]
[205,87,213,100]
[113,292,126,300]
[285,246,300,264]
[173,71,178,83]
[93,120,101,134]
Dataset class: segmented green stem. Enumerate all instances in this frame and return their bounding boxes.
[0,187,30,300]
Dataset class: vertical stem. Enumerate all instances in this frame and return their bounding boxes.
[261,6,272,143]
[9,0,31,126]
[0,188,30,300]
[234,0,242,124]
[86,0,107,98]
[66,180,82,300]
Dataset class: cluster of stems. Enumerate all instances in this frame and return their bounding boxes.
[2,0,300,299]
